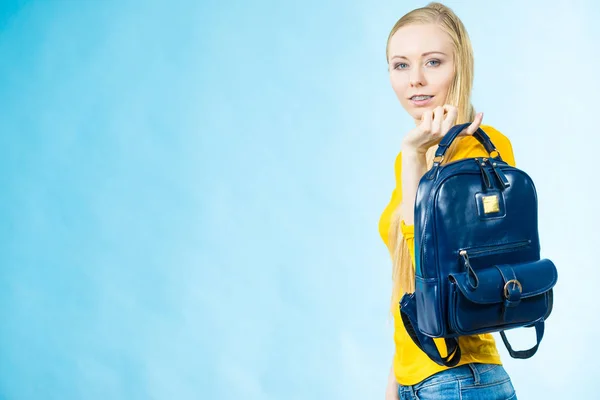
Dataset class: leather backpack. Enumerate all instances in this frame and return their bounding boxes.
[400,123,558,367]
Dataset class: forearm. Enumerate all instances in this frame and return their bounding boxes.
[385,362,398,400]
[399,149,428,226]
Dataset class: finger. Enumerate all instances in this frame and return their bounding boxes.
[420,110,433,132]
[442,104,458,133]
[432,106,444,135]
[462,112,484,136]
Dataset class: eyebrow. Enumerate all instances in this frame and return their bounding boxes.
[391,51,447,60]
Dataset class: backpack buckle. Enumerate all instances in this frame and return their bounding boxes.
[504,279,522,300]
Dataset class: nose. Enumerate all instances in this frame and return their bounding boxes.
[409,67,425,87]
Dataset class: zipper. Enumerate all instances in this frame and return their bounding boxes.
[459,240,531,258]
[475,157,510,190]
[457,240,530,290]
[489,160,510,189]
[475,158,492,189]
[458,249,479,289]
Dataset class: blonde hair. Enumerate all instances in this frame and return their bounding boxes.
[386,2,476,307]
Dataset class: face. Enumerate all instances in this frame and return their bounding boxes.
[387,23,455,124]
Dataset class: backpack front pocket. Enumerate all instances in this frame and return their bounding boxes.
[447,259,557,335]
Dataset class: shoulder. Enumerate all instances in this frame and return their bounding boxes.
[480,124,511,147]
[479,124,516,167]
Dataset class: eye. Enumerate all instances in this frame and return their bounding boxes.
[394,62,409,70]
[426,59,441,67]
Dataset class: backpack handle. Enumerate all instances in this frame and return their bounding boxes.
[433,123,503,165]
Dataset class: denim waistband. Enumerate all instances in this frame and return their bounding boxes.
[399,363,499,394]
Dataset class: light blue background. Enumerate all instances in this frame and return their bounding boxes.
[0,0,597,399]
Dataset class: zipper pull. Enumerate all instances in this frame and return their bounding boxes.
[489,161,510,189]
[475,158,492,189]
[459,250,471,269]
[459,250,479,289]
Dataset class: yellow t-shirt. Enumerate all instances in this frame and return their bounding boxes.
[378,124,517,386]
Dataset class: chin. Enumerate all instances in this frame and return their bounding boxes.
[411,108,431,120]
[411,104,441,119]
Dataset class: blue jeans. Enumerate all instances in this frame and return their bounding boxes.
[397,363,517,400]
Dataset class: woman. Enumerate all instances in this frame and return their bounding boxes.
[380,3,518,400]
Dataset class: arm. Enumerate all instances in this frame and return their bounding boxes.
[397,149,428,270]
[400,109,484,226]
[399,149,428,227]
[385,360,398,400]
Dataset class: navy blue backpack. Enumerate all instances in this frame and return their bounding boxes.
[400,122,558,367]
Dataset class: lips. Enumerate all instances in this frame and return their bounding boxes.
[409,95,434,107]
[410,95,434,100]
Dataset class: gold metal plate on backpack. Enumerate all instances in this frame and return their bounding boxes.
[482,195,500,214]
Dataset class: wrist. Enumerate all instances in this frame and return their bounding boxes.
[400,138,427,156]
[401,145,427,160]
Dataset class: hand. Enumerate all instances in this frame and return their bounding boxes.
[385,392,399,400]
[401,105,483,155]
[385,363,400,400]
[385,390,399,400]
